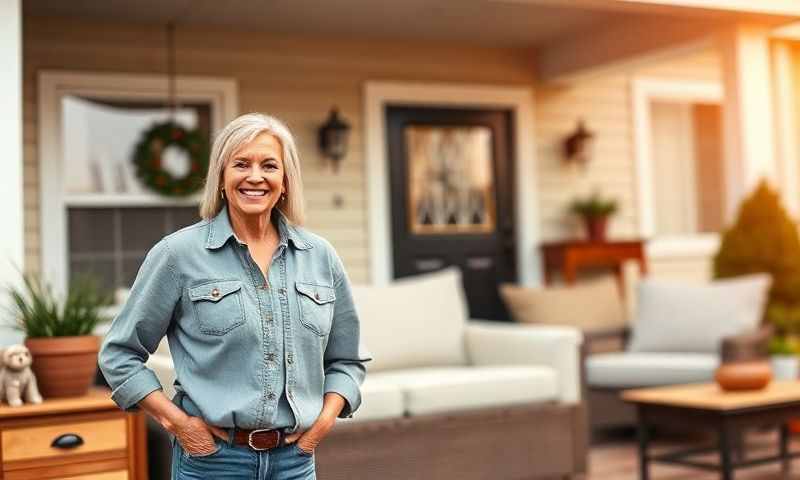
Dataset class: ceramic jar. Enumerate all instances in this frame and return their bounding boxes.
[714,360,772,391]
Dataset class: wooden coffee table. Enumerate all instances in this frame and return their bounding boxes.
[623,381,800,480]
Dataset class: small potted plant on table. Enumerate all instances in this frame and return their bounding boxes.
[7,275,109,398]
[766,305,800,381]
[569,191,618,242]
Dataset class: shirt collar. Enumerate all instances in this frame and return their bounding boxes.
[205,206,313,251]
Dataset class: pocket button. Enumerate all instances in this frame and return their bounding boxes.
[211,288,220,298]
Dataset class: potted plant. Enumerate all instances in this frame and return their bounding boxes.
[7,274,109,398]
[569,192,618,242]
[768,335,800,380]
[766,305,800,381]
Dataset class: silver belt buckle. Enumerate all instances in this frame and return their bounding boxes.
[248,428,279,451]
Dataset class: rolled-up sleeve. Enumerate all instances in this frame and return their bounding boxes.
[99,238,181,411]
[323,251,371,418]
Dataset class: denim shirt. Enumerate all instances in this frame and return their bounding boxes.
[98,206,370,432]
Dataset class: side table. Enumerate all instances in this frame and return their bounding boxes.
[0,386,147,480]
[540,239,648,288]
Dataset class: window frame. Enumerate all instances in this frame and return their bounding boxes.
[631,77,724,261]
[38,70,238,294]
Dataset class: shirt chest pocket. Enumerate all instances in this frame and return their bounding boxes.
[295,281,335,336]
[188,280,246,336]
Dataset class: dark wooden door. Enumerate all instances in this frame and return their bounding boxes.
[387,106,516,321]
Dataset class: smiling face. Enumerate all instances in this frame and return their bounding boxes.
[222,132,285,220]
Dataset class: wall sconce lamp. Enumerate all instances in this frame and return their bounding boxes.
[563,119,594,167]
[318,107,351,172]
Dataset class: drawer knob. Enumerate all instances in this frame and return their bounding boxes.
[51,433,84,449]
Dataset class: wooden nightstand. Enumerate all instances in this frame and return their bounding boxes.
[0,387,147,480]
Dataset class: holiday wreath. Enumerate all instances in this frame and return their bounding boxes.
[132,121,209,197]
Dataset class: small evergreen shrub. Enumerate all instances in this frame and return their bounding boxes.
[713,180,800,333]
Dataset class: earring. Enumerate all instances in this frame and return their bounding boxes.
[281,193,286,202]
[220,189,226,200]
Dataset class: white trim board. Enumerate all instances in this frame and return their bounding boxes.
[38,71,238,294]
[364,81,541,286]
[631,77,723,249]
[0,0,24,347]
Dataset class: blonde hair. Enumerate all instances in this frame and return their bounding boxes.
[200,113,305,224]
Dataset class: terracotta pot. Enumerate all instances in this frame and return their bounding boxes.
[714,360,772,392]
[584,216,608,242]
[24,335,101,399]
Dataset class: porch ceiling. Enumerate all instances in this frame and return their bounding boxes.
[21,0,773,49]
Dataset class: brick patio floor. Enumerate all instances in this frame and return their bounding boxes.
[589,431,800,479]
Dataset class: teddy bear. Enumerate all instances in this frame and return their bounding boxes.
[0,344,43,407]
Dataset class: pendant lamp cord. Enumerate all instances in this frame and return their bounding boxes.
[166,21,177,124]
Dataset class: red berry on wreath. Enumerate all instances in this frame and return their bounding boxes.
[172,129,184,140]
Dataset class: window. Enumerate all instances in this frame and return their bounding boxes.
[631,78,724,245]
[59,97,210,293]
[649,101,724,235]
[62,96,210,196]
[68,207,199,292]
[39,71,237,294]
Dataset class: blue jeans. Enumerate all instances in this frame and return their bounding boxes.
[171,394,316,480]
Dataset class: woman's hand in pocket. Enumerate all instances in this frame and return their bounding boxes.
[284,413,336,455]
[175,415,229,456]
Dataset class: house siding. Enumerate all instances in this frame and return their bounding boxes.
[22,16,538,283]
[535,48,721,283]
[23,16,720,285]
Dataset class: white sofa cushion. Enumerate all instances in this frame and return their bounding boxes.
[627,274,770,353]
[587,352,719,388]
[146,351,177,399]
[465,321,583,404]
[352,267,469,372]
[342,375,405,423]
[372,366,559,416]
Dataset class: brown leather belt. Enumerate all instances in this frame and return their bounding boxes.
[232,428,287,451]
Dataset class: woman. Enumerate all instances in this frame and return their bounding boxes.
[99,113,369,480]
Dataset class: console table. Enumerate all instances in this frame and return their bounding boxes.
[539,240,648,287]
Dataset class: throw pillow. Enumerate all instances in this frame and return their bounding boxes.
[352,267,469,372]
[627,273,771,353]
[499,276,627,333]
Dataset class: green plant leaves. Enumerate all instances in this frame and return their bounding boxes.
[569,191,618,219]
[6,274,110,338]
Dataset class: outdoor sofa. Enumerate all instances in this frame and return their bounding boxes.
[143,267,588,480]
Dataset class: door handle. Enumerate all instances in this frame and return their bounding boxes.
[415,259,445,271]
[467,257,493,270]
[52,433,84,449]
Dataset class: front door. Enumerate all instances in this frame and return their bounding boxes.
[386,106,516,321]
